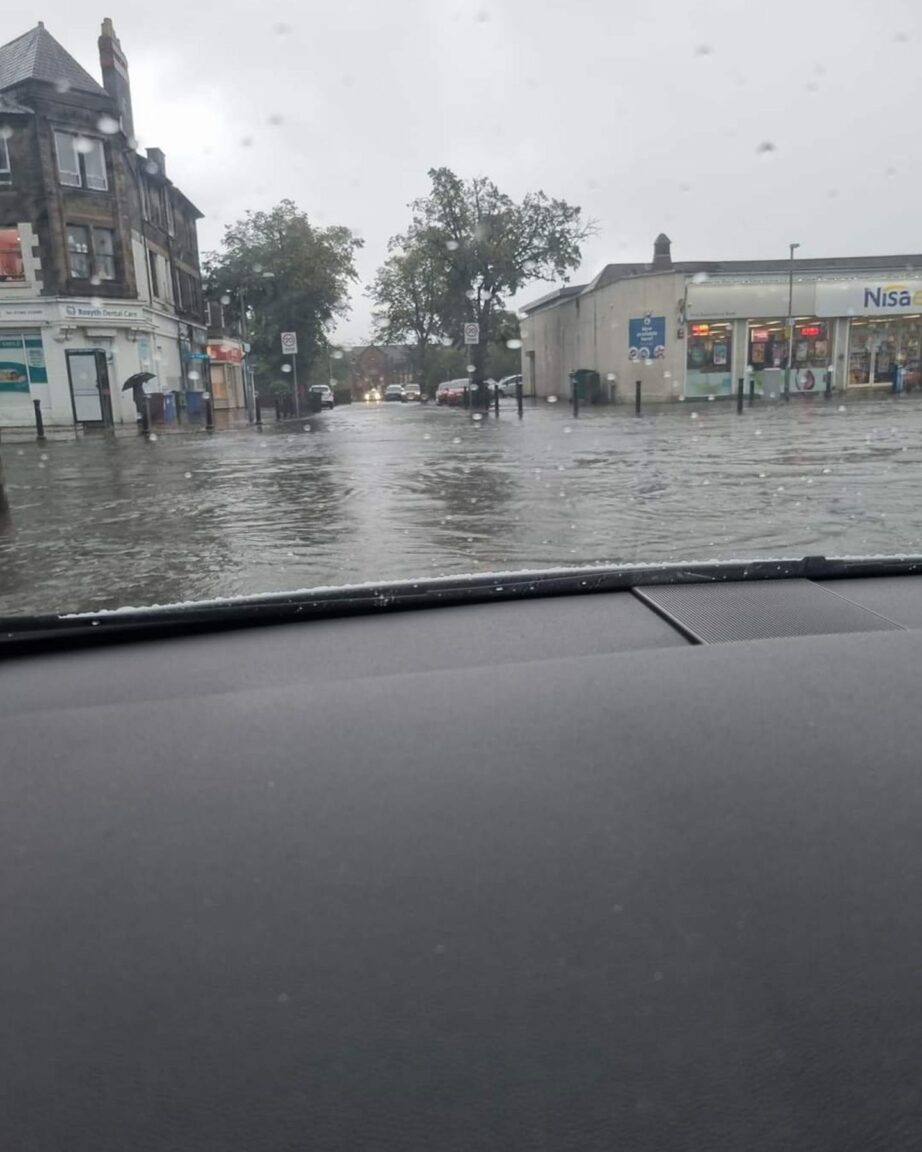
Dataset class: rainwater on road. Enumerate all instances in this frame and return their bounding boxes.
[2,395,922,616]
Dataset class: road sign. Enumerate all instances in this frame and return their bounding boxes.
[280,332,298,355]
[464,323,480,345]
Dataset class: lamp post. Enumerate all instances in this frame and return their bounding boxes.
[785,242,800,401]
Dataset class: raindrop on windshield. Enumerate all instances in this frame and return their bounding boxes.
[0,126,13,141]
[466,363,476,373]
[331,350,344,359]
[221,294,231,305]
[240,136,254,148]
[148,433,158,443]
[74,136,95,155]
[144,160,159,175]
[472,413,483,422]
[54,78,71,93]
[546,395,558,404]
[97,115,119,135]
[690,412,699,419]
[89,273,101,286]
[605,373,616,381]
[445,240,459,251]
[695,44,712,56]
[423,433,431,441]
[451,436,461,444]
[187,370,201,381]
[267,114,284,126]
[756,140,777,156]
[183,471,193,479]
[692,272,709,285]
[281,364,292,373]
[837,405,847,413]
[506,338,523,349]
[465,288,477,299]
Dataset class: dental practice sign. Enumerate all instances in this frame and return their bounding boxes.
[815,280,922,316]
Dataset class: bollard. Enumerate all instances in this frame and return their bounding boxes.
[494,382,500,418]
[571,373,579,419]
[255,394,263,427]
[141,396,151,437]
[748,377,755,407]
[33,398,46,441]
[736,377,744,414]
[635,379,642,416]
[274,396,282,422]
[515,380,523,418]
[204,395,214,432]
[824,370,832,400]
[173,390,182,425]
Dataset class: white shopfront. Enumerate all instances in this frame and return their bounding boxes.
[0,297,206,427]
[686,274,922,397]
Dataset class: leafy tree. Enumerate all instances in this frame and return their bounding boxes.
[371,168,591,401]
[369,239,445,387]
[204,200,361,390]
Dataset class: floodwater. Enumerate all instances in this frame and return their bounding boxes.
[2,395,922,616]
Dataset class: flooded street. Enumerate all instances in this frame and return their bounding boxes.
[2,395,922,616]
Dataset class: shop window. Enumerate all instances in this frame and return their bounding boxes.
[54,131,108,191]
[685,322,732,397]
[0,228,24,280]
[0,135,11,185]
[849,317,922,388]
[748,318,829,393]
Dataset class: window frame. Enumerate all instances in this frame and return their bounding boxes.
[0,135,11,185]
[54,130,108,192]
[66,223,118,282]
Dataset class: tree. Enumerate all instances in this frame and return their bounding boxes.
[371,168,592,401]
[204,200,361,394]
[369,238,446,388]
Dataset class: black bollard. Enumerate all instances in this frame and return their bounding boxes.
[141,396,151,437]
[515,380,523,418]
[824,370,832,400]
[205,396,214,432]
[33,398,45,441]
[173,389,182,425]
[635,379,642,416]
[494,382,500,418]
[274,396,281,422]
[736,377,744,414]
[255,394,263,427]
[749,377,755,407]
[571,373,579,418]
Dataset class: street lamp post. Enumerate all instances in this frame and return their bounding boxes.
[785,242,800,401]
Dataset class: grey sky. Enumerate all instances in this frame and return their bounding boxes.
[6,0,922,341]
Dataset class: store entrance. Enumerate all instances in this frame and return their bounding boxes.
[66,349,113,425]
[848,317,922,389]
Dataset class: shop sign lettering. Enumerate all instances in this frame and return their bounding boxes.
[863,284,922,309]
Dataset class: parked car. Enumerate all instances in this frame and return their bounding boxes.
[497,374,523,397]
[403,383,421,402]
[365,388,382,403]
[384,384,406,403]
[436,379,469,406]
[309,384,335,409]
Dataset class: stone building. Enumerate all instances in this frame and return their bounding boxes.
[0,20,206,427]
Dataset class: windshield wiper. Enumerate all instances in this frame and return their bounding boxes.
[3,554,922,657]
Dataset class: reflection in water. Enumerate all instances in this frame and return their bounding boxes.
[2,397,922,615]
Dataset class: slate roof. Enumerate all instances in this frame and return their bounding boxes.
[0,23,106,96]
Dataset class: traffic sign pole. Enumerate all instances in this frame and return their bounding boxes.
[292,354,299,417]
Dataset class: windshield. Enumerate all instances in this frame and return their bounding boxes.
[0,5,919,616]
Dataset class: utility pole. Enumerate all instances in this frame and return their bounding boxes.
[785,242,800,401]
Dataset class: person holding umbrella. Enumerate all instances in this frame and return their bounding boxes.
[122,372,156,433]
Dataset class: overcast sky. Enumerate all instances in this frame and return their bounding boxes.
[6,0,922,340]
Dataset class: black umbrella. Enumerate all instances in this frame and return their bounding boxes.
[122,371,156,392]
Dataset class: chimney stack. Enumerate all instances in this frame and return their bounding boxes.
[98,18,134,141]
[653,233,672,268]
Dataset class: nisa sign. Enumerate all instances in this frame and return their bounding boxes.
[863,284,922,309]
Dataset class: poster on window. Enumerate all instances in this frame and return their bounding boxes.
[712,343,728,366]
[0,337,29,392]
[628,315,666,361]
